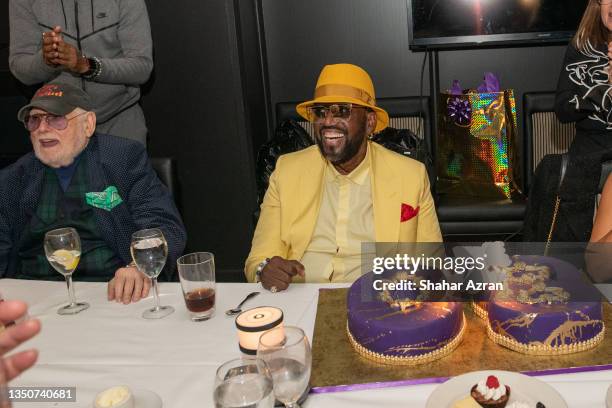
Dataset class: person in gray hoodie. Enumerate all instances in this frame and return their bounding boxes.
[9,0,153,145]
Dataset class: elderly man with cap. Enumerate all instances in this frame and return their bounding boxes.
[245,64,441,290]
[0,83,186,304]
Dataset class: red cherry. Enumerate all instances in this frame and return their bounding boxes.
[486,375,500,389]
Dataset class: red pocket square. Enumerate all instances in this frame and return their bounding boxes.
[401,203,419,222]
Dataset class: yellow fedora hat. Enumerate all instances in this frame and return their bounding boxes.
[296,63,389,133]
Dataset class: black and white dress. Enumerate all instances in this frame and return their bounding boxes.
[526,41,612,243]
[547,41,612,241]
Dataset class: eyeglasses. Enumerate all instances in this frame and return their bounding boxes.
[23,111,88,132]
[306,103,367,122]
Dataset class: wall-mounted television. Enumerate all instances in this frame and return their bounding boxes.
[408,0,589,49]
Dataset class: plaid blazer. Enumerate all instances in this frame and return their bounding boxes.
[0,134,187,280]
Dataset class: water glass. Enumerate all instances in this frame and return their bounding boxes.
[213,357,274,408]
[257,326,311,408]
[130,228,174,319]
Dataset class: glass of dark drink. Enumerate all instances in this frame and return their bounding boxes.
[177,252,216,321]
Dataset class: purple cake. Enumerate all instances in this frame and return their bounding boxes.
[347,272,465,365]
[487,258,605,355]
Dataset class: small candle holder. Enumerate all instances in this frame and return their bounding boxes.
[235,306,284,355]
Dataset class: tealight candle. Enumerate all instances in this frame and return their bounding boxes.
[235,306,284,355]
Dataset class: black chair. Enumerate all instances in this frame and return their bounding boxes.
[150,157,180,210]
[523,92,576,193]
[1,95,29,140]
[436,196,526,239]
[0,95,31,169]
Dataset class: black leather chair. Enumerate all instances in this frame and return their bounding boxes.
[150,157,180,210]
[436,196,526,238]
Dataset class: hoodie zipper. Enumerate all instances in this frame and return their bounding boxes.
[74,1,82,52]
[60,0,68,28]
[90,0,95,32]
[74,1,86,90]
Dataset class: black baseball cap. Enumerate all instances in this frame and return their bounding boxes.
[17,83,93,122]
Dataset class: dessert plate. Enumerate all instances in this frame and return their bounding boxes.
[92,389,162,408]
[426,370,567,408]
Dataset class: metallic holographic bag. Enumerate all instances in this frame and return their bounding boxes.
[437,89,521,199]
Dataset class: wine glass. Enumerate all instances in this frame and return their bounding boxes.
[130,228,174,319]
[213,357,274,408]
[257,326,311,408]
[44,227,89,315]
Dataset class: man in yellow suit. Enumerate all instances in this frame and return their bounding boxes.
[245,64,442,290]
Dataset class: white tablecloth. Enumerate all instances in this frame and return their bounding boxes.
[1,279,610,407]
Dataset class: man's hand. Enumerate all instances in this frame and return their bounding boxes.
[260,256,305,292]
[108,267,151,304]
[50,41,89,73]
[42,26,62,67]
[41,26,89,74]
[0,301,40,383]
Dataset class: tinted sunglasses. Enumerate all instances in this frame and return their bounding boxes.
[306,103,367,122]
[23,111,88,132]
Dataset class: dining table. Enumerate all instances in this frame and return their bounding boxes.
[2,278,611,407]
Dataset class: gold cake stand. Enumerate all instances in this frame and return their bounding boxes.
[311,288,612,390]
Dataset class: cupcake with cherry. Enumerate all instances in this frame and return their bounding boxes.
[470,375,510,408]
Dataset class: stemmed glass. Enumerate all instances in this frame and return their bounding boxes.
[257,326,311,408]
[130,228,174,319]
[213,358,274,408]
[44,227,89,315]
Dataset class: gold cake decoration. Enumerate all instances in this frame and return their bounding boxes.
[471,301,488,320]
[486,321,605,355]
[346,313,467,366]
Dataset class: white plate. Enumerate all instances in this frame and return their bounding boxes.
[426,370,567,408]
[606,383,612,408]
[134,389,162,408]
[92,389,162,408]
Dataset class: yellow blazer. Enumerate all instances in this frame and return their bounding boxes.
[245,141,442,282]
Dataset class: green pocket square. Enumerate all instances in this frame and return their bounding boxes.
[85,186,123,211]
